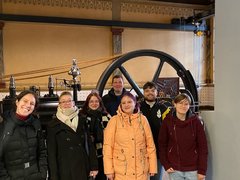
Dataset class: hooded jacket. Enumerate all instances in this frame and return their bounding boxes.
[103,106,157,180]
[158,110,208,175]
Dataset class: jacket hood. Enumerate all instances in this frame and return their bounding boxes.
[170,109,199,138]
[116,105,140,122]
[170,109,198,127]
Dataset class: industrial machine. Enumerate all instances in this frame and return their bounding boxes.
[0,49,198,126]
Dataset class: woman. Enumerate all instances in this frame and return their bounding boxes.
[159,93,208,180]
[0,90,47,180]
[47,91,98,180]
[80,91,111,180]
[103,92,157,180]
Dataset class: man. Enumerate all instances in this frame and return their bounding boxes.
[102,75,127,116]
[140,81,170,180]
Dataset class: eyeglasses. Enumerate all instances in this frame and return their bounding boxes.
[59,100,73,104]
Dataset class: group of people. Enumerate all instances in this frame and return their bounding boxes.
[0,74,208,180]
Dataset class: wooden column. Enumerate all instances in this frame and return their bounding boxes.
[205,18,214,84]
[112,0,121,21]
[0,21,5,88]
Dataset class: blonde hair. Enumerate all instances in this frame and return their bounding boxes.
[59,91,72,99]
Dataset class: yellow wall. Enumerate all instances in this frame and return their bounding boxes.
[1,0,209,90]
[3,22,112,88]
[121,28,195,85]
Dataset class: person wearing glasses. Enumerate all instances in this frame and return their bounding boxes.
[80,91,111,180]
[158,93,208,180]
[47,91,98,180]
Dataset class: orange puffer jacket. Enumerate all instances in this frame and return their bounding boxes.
[103,106,157,180]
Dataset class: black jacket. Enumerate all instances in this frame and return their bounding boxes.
[102,88,127,116]
[80,110,110,180]
[47,115,98,180]
[140,100,170,158]
[81,110,110,157]
[0,111,48,180]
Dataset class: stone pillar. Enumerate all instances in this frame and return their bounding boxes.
[0,21,5,88]
[111,27,124,55]
[111,27,124,76]
[111,0,123,76]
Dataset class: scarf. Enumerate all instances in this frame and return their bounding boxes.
[87,109,102,118]
[56,106,79,132]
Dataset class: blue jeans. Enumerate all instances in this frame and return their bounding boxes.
[150,159,162,180]
[169,170,198,180]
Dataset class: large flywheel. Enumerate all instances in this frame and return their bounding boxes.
[96,49,198,111]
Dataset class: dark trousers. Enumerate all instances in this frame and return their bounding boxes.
[95,157,106,180]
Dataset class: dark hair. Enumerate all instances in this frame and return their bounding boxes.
[16,90,39,109]
[173,93,191,104]
[112,74,123,83]
[81,91,107,114]
[121,92,139,113]
[143,81,158,90]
